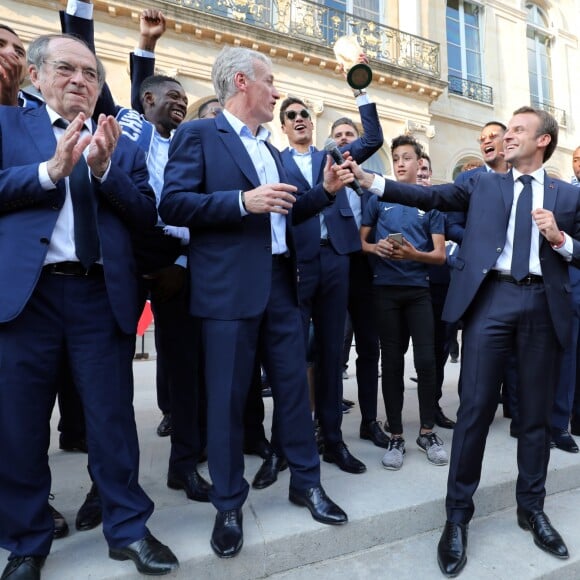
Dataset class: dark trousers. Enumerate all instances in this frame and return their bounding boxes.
[0,272,153,557]
[429,282,452,406]
[298,247,350,445]
[552,302,580,430]
[150,281,206,474]
[203,259,320,511]
[374,285,437,434]
[56,357,86,441]
[346,253,380,423]
[243,359,269,448]
[446,278,560,523]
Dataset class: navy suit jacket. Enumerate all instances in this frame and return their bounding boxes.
[0,106,157,333]
[159,114,333,320]
[448,165,489,244]
[379,170,580,347]
[282,102,383,261]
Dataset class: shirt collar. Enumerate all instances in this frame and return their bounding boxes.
[222,109,270,142]
[289,144,316,156]
[46,105,92,133]
[512,166,545,186]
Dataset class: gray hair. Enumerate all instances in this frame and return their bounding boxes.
[28,34,106,90]
[211,46,271,105]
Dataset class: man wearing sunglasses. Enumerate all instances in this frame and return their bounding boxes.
[278,85,383,475]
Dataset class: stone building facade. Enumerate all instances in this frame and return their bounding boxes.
[2,0,579,182]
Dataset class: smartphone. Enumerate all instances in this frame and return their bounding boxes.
[387,233,403,245]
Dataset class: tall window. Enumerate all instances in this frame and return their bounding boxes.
[446,0,482,84]
[526,3,553,108]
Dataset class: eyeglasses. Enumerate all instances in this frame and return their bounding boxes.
[284,109,310,121]
[477,131,501,143]
[43,59,99,84]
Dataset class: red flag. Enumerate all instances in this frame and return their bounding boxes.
[137,300,154,336]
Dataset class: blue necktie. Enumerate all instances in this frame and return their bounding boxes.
[69,155,100,269]
[511,174,533,281]
[54,119,100,268]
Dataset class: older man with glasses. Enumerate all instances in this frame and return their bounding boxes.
[0,33,177,579]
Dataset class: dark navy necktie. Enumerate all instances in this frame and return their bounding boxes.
[511,174,533,281]
[54,119,100,269]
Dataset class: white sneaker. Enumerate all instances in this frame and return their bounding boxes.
[417,431,448,466]
[381,437,405,470]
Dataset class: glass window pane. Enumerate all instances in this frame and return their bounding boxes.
[448,45,462,75]
[463,2,479,27]
[446,0,459,19]
[447,20,460,45]
[465,26,480,51]
[466,51,481,81]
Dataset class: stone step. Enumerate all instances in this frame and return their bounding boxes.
[3,357,580,580]
[268,488,580,580]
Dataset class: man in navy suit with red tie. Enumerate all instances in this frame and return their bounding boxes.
[349,106,578,577]
[159,46,349,560]
[0,34,178,579]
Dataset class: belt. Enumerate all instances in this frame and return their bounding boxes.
[320,238,331,247]
[493,271,543,285]
[43,261,104,277]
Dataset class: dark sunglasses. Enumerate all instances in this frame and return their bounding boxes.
[284,109,310,121]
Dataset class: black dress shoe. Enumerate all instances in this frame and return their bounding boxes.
[289,485,348,525]
[323,441,366,474]
[1,556,45,580]
[167,468,211,502]
[517,509,569,559]
[156,414,172,437]
[109,532,179,575]
[49,505,69,539]
[75,483,102,531]
[343,398,355,407]
[360,421,390,448]
[435,409,456,430]
[550,428,579,453]
[210,508,243,558]
[59,434,88,453]
[243,438,273,460]
[437,521,468,577]
[252,453,288,489]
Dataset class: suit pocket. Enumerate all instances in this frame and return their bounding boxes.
[339,208,355,217]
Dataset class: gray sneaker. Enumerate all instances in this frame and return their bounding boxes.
[381,437,405,470]
[417,432,448,466]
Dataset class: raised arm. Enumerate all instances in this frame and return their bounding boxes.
[130,10,165,112]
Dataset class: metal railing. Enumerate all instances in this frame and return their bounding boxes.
[448,75,493,105]
[531,98,567,127]
[166,0,441,77]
